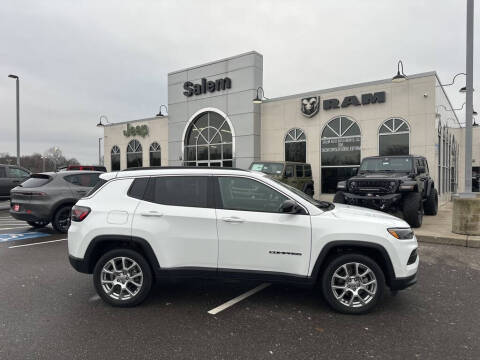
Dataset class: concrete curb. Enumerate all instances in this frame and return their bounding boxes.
[416,234,480,248]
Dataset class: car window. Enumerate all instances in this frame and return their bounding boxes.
[127,178,149,200]
[296,165,304,177]
[285,165,294,178]
[217,176,288,213]
[144,176,209,208]
[249,163,284,175]
[8,167,29,178]
[21,175,51,188]
[64,173,100,187]
[304,165,312,177]
[0,167,6,178]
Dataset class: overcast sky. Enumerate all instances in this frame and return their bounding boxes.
[1,0,479,164]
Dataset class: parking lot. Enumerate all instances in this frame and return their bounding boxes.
[0,209,479,360]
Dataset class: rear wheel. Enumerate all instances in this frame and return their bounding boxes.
[93,248,153,307]
[424,188,438,215]
[52,205,72,233]
[27,220,49,228]
[402,192,423,228]
[321,253,385,314]
[333,191,345,204]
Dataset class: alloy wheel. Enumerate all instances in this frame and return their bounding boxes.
[100,257,144,301]
[331,262,377,308]
[57,208,71,232]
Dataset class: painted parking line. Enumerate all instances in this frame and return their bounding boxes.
[0,226,31,231]
[8,238,67,249]
[207,283,271,315]
[0,232,50,243]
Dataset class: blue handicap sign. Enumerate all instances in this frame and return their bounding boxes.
[0,232,50,243]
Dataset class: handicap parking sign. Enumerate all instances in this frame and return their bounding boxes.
[0,232,49,243]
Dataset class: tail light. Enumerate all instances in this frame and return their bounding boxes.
[71,205,91,222]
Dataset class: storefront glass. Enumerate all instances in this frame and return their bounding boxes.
[111,145,120,171]
[149,142,161,166]
[378,118,410,156]
[126,139,143,168]
[284,128,306,163]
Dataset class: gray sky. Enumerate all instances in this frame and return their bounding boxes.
[1,0,479,164]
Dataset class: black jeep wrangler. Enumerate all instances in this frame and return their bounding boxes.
[333,155,438,228]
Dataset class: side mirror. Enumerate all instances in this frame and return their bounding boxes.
[279,199,302,214]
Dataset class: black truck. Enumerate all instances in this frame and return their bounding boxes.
[333,155,438,228]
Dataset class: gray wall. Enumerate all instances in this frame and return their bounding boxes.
[167,51,263,169]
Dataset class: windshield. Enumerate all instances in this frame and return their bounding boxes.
[249,162,284,175]
[359,157,413,173]
[270,178,334,210]
[20,174,52,188]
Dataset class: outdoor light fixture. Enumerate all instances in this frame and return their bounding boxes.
[96,115,110,127]
[392,60,407,82]
[253,86,268,103]
[459,86,467,93]
[156,104,168,117]
[8,74,18,79]
[438,73,468,93]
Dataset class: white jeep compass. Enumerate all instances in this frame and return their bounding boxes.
[68,167,418,314]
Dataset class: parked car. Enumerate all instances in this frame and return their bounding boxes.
[249,161,314,197]
[0,164,31,199]
[333,155,438,228]
[10,171,102,232]
[68,167,418,314]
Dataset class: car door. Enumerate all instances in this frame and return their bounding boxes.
[0,167,10,197]
[215,175,311,276]
[131,175,218,269]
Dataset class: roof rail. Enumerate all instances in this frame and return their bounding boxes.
[121,166,248,172]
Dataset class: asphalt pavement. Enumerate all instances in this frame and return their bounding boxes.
[0,209,479,360]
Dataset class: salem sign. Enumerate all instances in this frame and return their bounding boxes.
[183,77,232,97]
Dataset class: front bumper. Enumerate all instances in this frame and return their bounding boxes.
[390,273,417,290]
[344,193,402,210]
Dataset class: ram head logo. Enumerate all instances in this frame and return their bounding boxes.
[301,96,320,118]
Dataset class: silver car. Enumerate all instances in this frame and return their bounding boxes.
[10,171,102,233]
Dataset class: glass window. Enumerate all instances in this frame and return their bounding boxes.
[0,167,6,178]
[184,111,233,167]
[127,140,143,168]
[360,157,413,172]
[111,145,120,171]
[21,175,51,188]
[128,178,149,199]
[322,167,358,193]
[64,173,100,187]
[285,165,294,178]
[144,176,209,208]
[217,177,287,213]
[285,128,306,163]
[249,162,284,175]
[149,142,161,167]
[8,167,29,178]
[304,165,312,177]
[378,118,410,156]
[296,165,304,177]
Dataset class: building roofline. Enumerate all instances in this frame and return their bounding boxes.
[262,71,438,103]
[168,51,262,76]
[103,116,168,127]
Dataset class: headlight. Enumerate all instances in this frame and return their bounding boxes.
[387,227,414,240]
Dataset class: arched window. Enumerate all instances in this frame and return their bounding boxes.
[321,116,361,193]
[284,128,306,163]
[126,140,143,168]
[379,118,410,156]
[111,145,120,171]
[183,111,233,167]
[149,142,161,166]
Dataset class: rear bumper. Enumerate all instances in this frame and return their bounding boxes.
[9,203,51,222]
[390,273,417,290]
[9,210,44,222]
[69,255,90,274]
[344,193,402,210]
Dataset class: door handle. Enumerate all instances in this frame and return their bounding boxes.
[140,211,164,217]
[221,216,245,223]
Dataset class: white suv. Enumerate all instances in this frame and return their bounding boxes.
[68,168,418,314]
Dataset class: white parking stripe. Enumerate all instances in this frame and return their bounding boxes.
[0,223,29,226]
[207,283,271,315]
[0,226,30,231]
[8,239,67,248]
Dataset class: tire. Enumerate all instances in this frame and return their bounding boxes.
[424,188,438,215]
[321,253,385,314]
[93,248,153,307]
[402,192,423,228]
[333,191,345,204]
[27,220,49,228]
[52,205,72,233]
[304,186,314,197]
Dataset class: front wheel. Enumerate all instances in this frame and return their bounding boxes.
[93,249,153,307]
[424,188,438,215]
[27,220,49,228]
[321,253,385,314]
[402,192,423,228]
[52,205,72,233]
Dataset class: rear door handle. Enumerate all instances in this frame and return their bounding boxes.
[140,211,164,217]
[221,216,245,223]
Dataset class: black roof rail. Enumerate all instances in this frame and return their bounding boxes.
[121,166,248,172]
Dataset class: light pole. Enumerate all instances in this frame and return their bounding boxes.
[98,137,103,165]
[8,74,20,166]
[465,0,474,193]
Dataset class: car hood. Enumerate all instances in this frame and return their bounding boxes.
[327,203,408,227]
[351,172,410,180]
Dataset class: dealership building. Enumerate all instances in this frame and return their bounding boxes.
[102,51,479,200]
